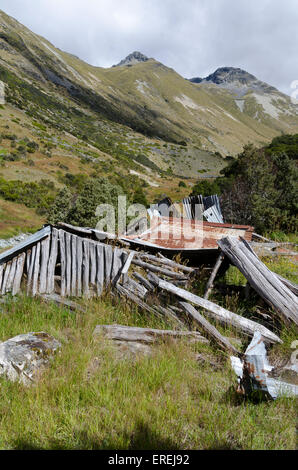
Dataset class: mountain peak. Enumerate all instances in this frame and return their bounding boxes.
[190,66,277,95]
[113,51,150,67]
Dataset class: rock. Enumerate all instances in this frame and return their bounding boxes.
[0,332,61,385]
[113,51,150,67]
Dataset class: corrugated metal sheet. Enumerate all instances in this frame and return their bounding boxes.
[203,205,223,223]
[122,216,253,251]
[182,195,224,223]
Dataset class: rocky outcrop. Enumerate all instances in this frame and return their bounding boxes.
[0,332,61,385]
[191,67,277,94]
[113,51,150,67]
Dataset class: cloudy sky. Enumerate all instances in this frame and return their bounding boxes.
[1,0,297,94]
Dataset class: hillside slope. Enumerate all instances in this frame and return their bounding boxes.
[0,8,297,191]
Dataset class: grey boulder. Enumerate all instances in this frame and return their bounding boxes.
[0,332,61,385]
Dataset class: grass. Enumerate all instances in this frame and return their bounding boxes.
[0,198,45,238]
[0,293,296,450]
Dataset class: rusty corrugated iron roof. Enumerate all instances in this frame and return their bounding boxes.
[122,216,254,251]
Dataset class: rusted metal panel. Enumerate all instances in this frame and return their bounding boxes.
[122,216,253,251]
[231,332,298,399]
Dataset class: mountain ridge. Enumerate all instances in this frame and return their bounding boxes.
[0,8,297,181]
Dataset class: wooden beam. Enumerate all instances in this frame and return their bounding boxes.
[204,252,225,299]
[12,253,26,296]
[218,237,298,326]
[153,277,281,344]
[47,228,58,294]
[179,301,240,355]
[132,258,188,280]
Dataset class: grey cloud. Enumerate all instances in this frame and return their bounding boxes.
[1,0,297,94]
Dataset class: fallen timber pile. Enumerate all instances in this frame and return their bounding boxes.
[0,222,297,395]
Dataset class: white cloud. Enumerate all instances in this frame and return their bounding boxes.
[1,0,298,94]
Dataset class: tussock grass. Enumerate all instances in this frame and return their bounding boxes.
[0,294,296,450]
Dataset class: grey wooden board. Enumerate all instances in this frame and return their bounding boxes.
[115,283,164,321]
[96,244,104,296]
[104,244,113,287]
[204,252,225,299]
[93,324,208,344]
[0,264,4,293]
[12,253,26,296]
[0,225,51,265]
[138,252,194,274]
[89,241,97,288]
[71,234,78,296]
[76,236,83,297]
[6,257,17,293]
[121,252,134,275]
[82,239,90,296]
[59,230,66,297]
[1,262,11,295]
[123,275,147,299]
[154,277,281,344]
[179,301,240,355]
[26,249,31,274]
[132,258,188,280]
[132,272,155,291]
[218,236,298,326]
[32,242,41,296]
[39,236,50,294]
[112,248,125,285]
[65,232,72,296]
[27,245,36,295]
[40,293,86,312]
[47,228,59,294]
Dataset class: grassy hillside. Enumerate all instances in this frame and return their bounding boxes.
[0,282,296,450]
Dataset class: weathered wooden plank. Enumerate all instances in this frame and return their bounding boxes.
[39,236,50,294]
[104,244,113,287]
[204,252,225,299]
[0,226,51,265]
[27,245,36,295]
[132,272,155,291]
[12,253,26,296]
[82,239,90,297]
[132,258,188,280]
[121,252,134,283]
[93,324,208,344]
[115,283,164,321]
[76,236,83,297]
[276,274,298,296]
[46,228,59,294]
[59,230,66,297]
[40,293,85,312]
[71,234,78,296]
[65,231,72,296]
[96,244,104,296]
[179,301,240,355]
[0,263,4,293]
[123,275,147,299]
[218,237,298,326]
[32,242,41,296]
[26,249,31,274]
[6,257,17,293]
[89,241,97,289]
[139,252,195,274]
[112,248,126,285]
[155,305,186,329]
[1,262,11,295]
[152,277,281,344]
